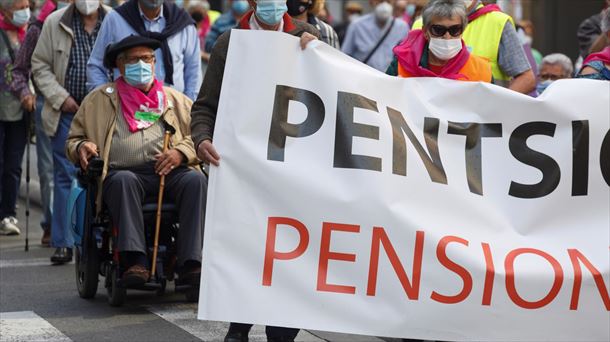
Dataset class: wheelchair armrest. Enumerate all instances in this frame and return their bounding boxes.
[87,157,104,177]
[77,157,105,185]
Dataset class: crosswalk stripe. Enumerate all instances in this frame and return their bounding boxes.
[0,311,71,342]
[146,303,325,342]
[0,258,68,268]
[0,305,386,341]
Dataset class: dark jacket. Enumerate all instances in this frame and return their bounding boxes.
[577,13,602,59]
[190,11,319,148]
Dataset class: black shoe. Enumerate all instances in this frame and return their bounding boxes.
[50,247,73,264]
[224,330,248,342]
[177,261,201,286]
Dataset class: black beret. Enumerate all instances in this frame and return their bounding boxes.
[103,35,161,69]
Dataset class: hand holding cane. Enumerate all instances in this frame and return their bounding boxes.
[151,121,176,278]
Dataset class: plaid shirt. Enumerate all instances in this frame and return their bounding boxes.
[65,10,103,104]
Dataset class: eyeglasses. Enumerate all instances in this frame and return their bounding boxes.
[121,54,155,64]
[429,24,464,38]
[539,74,564,81]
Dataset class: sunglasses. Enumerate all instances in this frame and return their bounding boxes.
[429,24,464,38]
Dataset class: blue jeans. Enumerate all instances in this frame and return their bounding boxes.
[35,96,53,231]
[0,118,27,219]
[50,113,76,248]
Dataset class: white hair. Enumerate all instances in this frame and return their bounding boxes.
[188,0,210,11]
[541,53,574,77]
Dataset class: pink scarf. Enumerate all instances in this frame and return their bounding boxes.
[37,0,56,23]
[583,46,610,66]
[0,13,27,42]
[393,29,470,80]
[468,4,502,22]
[116,77,166,133]
[198,14,210,42]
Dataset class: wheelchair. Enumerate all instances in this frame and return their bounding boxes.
[68,157,199,306]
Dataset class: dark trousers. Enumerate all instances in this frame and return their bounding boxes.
[102,163,207,266]
[0,118,27,219]
[229,322,299,340]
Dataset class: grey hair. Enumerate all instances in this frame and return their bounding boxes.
[541,53,574,77]
[602,9,610,33]
[422,0,469,30]
[188,0,211,12]
[0,0,21,11]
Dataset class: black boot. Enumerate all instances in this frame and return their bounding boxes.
[50,247,73,264]
[224,323,251,342]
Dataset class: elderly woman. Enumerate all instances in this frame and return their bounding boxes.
[0,0,30,236]
[66,35,206,286]
[387,0,491,82]
[536,53,573,94]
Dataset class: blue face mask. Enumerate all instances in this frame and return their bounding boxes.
[232,0,250,15]
[11,8,30,27]
[536,79,553,95]
[124,60,154,87]
[255,0,287,26]
[406,4,416,17]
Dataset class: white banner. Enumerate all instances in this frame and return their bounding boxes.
[198,30,610,341]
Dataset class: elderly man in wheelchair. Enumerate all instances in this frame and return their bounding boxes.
[65,36,206,303]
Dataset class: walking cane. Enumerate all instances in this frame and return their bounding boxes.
[24,110,31,252]
[151,121,176,278]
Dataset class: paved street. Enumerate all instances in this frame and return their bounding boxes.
[0,149,397,342]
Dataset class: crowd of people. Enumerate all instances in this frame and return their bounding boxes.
[0,0,609,341]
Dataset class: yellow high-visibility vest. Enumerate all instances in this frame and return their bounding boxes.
[208,10,221,25]
[411,6,515,80]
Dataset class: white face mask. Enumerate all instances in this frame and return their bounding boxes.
[428,37,463,60]
[464,0,474,9]
[374,1,393,22]
[75,0,100,16]
[348,13,360,22]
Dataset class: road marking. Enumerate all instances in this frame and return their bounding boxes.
[0,258,67,268]
[0,311,71,342]
[147,303,325,342]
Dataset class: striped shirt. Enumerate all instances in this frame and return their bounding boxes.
[308,15,340,49]
[108,113,164,169]
[65,10,103,104]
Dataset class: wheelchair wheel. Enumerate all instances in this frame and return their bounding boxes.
[107,268,126,307]
[75,245,99,299]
